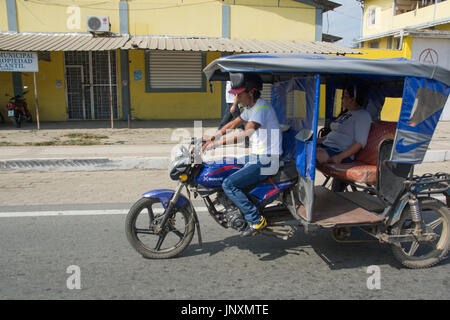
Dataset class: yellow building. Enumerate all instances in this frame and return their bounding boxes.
[0,0,361,122]
[356,0,450,120]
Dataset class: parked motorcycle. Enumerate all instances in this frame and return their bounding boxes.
[125,137,300,259]
[6,91,33,128]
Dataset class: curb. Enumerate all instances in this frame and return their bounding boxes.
[423,150,450,162]
[0,150,448,172]
[0,157,170,172]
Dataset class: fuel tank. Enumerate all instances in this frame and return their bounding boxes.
[195,157,243,189]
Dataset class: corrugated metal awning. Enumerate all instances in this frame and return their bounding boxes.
[0,32,129,51]
[125,36,361,55]
[0,32,361,55]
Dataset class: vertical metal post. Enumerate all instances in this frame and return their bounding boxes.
[89,52,94,119]
[33,72,40,130]
[108,51,114,129]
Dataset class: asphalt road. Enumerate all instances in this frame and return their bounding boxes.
[1,204,449,300]
[0,168,449,300]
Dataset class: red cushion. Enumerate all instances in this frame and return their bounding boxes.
[355,121,397,165]
[317,162,377,185]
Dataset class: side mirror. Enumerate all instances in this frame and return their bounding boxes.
[209,82,214,94]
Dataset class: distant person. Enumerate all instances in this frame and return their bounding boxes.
[218,81,249,147]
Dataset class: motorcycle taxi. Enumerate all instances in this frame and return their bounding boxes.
[126,53,450,269]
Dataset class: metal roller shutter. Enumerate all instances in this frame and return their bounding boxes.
[148,51,204,90]
[260,83,272,103]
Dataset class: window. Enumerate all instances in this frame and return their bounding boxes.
[366,6,380,27]
[286,90,307,120]
[409,87,447,126]
[394,0,440,15]
[370,41,380,48]
[145,50,206,92]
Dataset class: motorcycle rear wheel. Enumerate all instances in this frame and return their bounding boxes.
[391,198,450,269]
[125,197,195,259]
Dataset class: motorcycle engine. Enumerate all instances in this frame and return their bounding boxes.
[226,210,248,231]
[213,192,247,231]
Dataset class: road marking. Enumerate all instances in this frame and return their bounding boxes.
[0,207,209,218]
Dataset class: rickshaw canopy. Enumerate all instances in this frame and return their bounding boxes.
[203,53,450,87]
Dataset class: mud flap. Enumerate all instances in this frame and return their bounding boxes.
[142,189,189,209]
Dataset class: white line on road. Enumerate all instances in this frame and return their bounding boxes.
[0,196,446,218]
[0,208,209,218]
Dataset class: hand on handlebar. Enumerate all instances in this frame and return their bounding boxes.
[201,140,215,152]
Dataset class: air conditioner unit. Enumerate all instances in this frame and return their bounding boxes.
[87,16,110,32]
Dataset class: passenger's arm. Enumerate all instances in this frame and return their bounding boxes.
[329,142,363,164]
[201,116,245,152]
[215,121,260,147]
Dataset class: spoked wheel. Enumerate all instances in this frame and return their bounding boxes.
[125,197,195,259]
[391,198,450,269]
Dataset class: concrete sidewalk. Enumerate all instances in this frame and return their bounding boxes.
[0,120,448,172]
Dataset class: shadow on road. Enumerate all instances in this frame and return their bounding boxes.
[178,227,445,270]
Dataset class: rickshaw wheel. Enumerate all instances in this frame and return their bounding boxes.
[391,198,450,269]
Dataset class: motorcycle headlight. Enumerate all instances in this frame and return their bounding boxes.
[169,145,191,181]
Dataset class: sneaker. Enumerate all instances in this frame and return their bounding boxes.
[241,216,267,237]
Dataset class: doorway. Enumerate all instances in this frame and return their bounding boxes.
[64,51,119,119]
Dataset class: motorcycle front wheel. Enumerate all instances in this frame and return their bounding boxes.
[391,198,450,269]
[125,197,195,259]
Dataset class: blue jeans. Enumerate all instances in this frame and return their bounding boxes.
[318,144,353,163]
[222,154,279,224]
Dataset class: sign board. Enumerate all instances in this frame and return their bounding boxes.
[0,51,39,72]
[412,38,450,120]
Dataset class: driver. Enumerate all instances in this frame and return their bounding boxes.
[202,73,282,237]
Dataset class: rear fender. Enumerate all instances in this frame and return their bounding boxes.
[142,189,189,209]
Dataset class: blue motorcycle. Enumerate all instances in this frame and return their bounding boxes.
[125,137,300,259]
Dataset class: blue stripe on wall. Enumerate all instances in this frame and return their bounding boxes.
[222,5,230,39]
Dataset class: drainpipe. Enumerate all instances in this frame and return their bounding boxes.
[221,5,231,118]
[6,0,22,97]
[119,1,131,122]
[399,29,404,51]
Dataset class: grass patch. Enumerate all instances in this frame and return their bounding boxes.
[64,133,109,140]
[24,141,58,146]
[0,132,113,147]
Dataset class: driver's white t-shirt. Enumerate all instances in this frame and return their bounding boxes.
[240,98,282,155]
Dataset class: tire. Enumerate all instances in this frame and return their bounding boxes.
[125,197,195,259]
[391,198,450,269]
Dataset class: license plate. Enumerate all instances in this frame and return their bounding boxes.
[8,110,14,117]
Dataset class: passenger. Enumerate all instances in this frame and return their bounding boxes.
[316,84,372,164]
